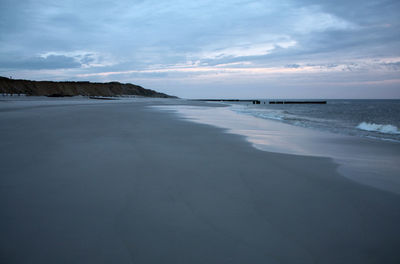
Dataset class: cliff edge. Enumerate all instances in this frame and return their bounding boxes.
[0,76,176,98]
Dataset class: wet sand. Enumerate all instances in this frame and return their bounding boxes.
[1,98,399,263]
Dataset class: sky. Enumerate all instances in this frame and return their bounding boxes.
[0,0,399,98]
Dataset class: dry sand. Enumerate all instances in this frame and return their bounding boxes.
[1,98,399,263]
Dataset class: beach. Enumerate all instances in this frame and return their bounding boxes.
[1,97,400,263]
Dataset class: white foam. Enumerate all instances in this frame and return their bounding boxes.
[356,122,400,134]
[230,104,286,121]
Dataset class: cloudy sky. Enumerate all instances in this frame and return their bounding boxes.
[0,0,399,98]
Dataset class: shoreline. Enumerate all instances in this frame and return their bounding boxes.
[1,97,400,263]
[153,104,400,194]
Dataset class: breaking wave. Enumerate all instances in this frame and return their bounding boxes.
[356,122,400,134]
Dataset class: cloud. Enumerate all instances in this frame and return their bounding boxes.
[8,56,398,93]
[380,62,400,70]
[0,55,81,70]
[194,38,297,61]
[292,6,357,33]
[39,51,116,68]
[0,0,399,97]
[285,64,301,68]
[0,51,115,70]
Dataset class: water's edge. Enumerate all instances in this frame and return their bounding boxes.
[152,104,400,195]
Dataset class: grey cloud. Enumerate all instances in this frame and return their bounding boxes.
[0,55,81,70]
[0,0,399,97]
[79,54,96,65]
[381,62,400,70]
[285,64,301,68]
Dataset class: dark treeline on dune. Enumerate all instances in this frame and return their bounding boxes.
[0,76,175,98]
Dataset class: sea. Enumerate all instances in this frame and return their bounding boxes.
[229,99,400,142]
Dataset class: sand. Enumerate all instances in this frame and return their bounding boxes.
[1,98,400,263]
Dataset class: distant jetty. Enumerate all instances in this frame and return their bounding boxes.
[194,99,326,104]
[0,76,176,98]
[269,101,326,104]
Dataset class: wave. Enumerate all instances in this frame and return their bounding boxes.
[230,106,285,121]
[356,122,400,134]
[230,104,400,141]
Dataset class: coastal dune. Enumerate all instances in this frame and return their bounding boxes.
[0,76,174,97]
[0,98,399,263]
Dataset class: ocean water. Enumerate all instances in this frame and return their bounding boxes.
[229,100,400,142]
